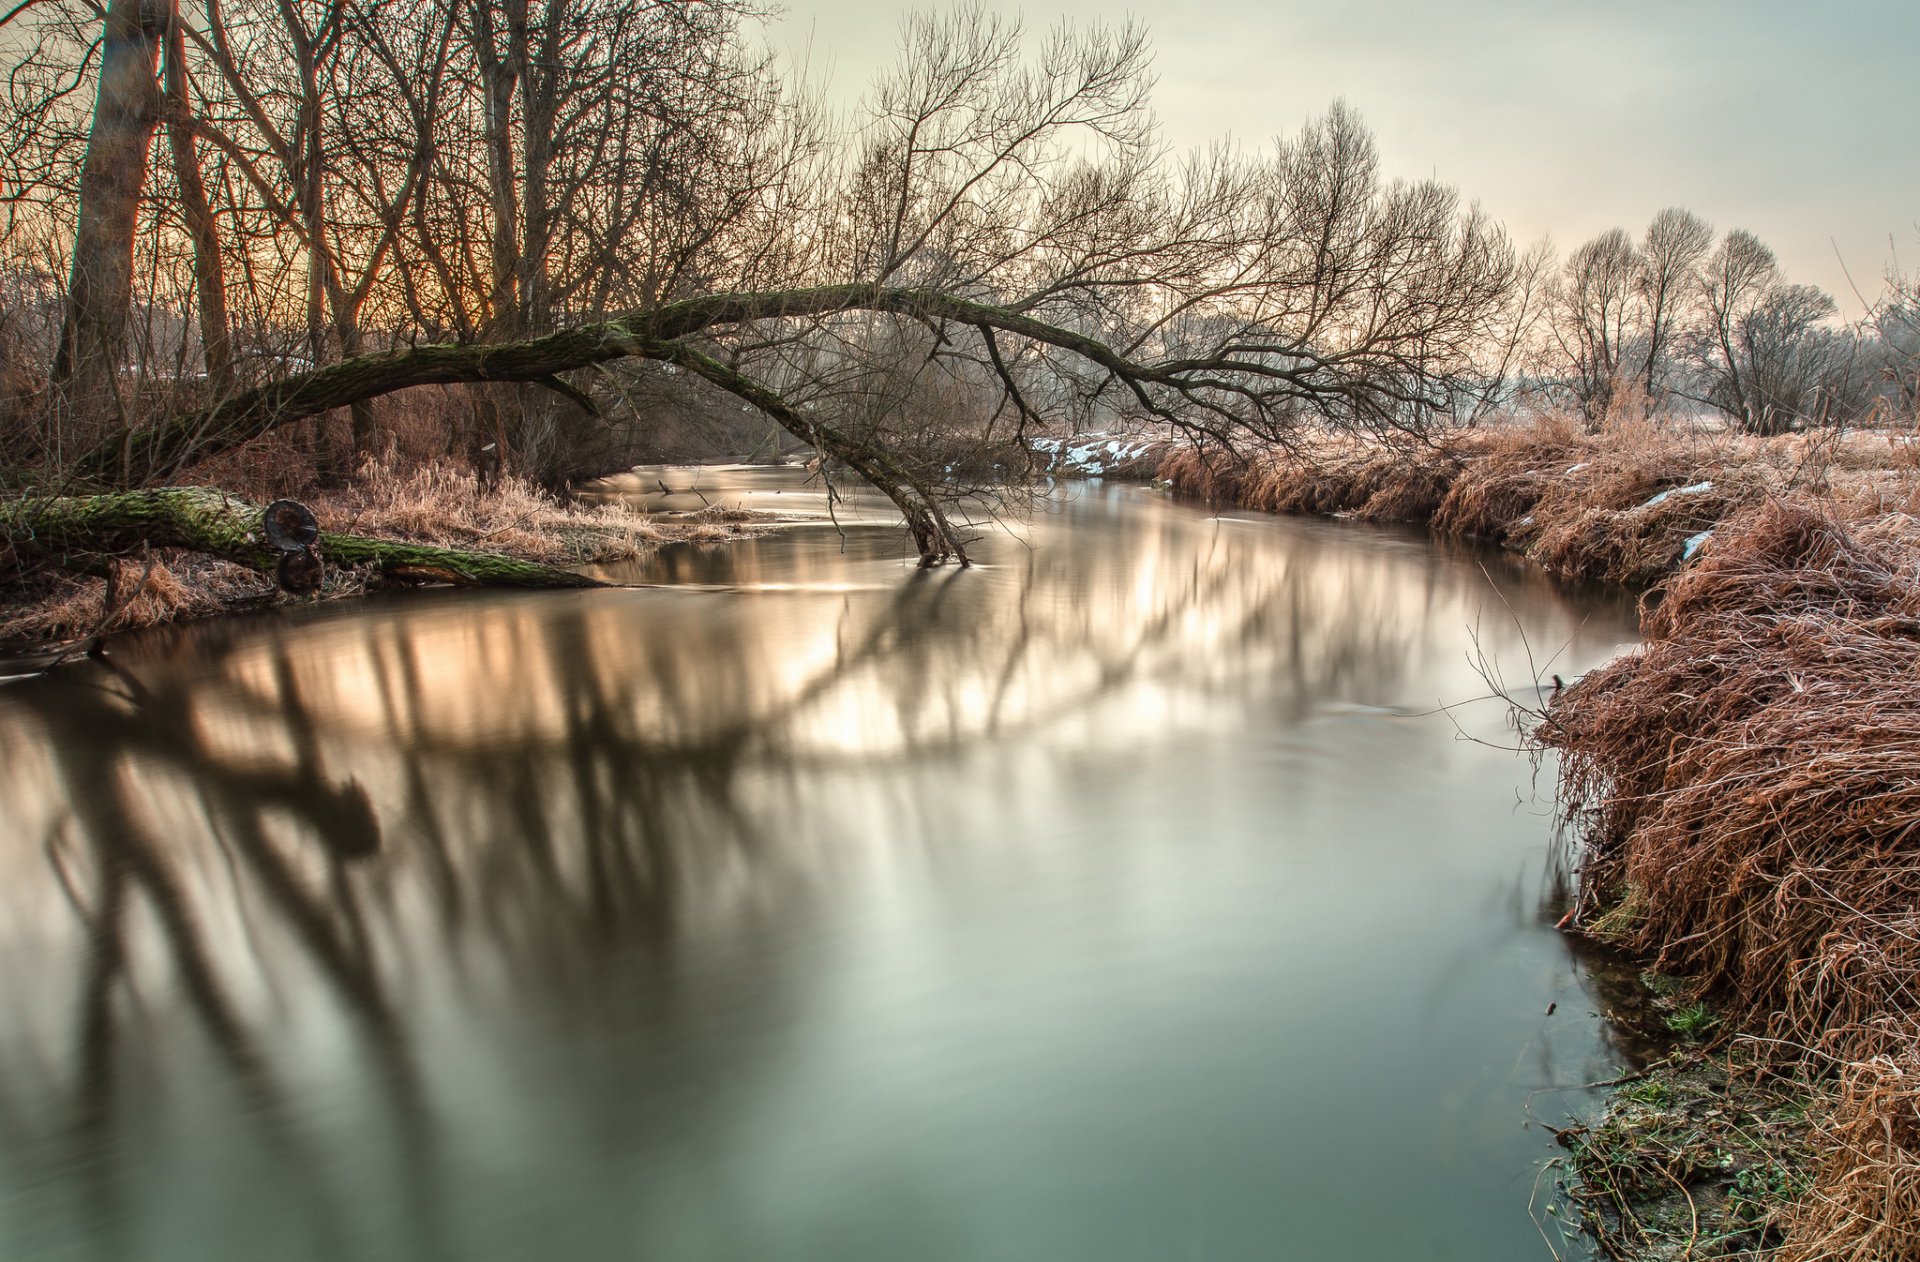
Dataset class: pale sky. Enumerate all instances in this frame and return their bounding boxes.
[767,0,1919,316]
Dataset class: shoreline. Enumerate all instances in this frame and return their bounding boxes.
[1146,416,1920,1261]
[0,461,773,665]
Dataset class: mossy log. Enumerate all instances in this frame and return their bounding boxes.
[3,487,601,589]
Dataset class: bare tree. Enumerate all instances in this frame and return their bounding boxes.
[1874,256,1920,419]
[1634,206,1711,403]
[159,3,235,394]
[1739,283,1847,432]
[1546,228,1639,423]
[434,0,786,480]
[1691,229,1781,432]
[11,3,1526,564]
[1685,229,1850,434]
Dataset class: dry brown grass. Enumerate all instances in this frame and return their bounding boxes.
[0,553,274,642]
[1537,501,1920,1260]
[1429,414,1587,539]
[1157,411,1920,589]
[1788,1055,1920,1260]
[311,457,678,564]
[1157,435,1455,523]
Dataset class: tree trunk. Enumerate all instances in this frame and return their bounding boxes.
[51,0,170,430]
[163,14,233,395]
[73,285,1142,487]
[64,283,1186,565]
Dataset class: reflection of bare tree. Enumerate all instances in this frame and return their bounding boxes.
[0,482,1625,1259]
[20,662,434,1260]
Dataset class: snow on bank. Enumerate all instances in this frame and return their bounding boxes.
[1028,435,1159,478]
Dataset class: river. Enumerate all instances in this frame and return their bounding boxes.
[0,468,1641,1260]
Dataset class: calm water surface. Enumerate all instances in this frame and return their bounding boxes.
[0,469,1640,1260]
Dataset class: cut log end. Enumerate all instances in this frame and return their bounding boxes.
[264,498,320,551]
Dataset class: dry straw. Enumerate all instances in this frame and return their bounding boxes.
[1541,501,1920,1260]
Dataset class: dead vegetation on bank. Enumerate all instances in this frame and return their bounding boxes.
[0,458,766,645]
[1541,501,1920,1260]
[1157,414,1920,1260]
[1155,416,1920,587]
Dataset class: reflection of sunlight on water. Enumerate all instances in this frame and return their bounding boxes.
[0,474,1642,1262]
[125,503,1586,758]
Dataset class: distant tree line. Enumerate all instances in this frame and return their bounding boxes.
[1533,210,1912,434]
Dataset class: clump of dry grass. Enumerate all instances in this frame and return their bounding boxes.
[1156,411,1914,588]
[1545,503,1920,1055]
[1786,1055,1920,1259]
[1435,414,1761,584]
[313,457,774,563]
[1156,435,1456,523]
[1155,443,1244,501]
[1429,414,1588,539]
[312,457,673,564]
[1525,470,1767,587]
[0,553,272,642]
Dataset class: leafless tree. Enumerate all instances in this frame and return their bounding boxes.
[47,0,169,430]
[1874,255,1920,419]
[1685,230,1850,434]
[1692,228,1781,429]
[1633,206,1711,403]
[1546,227,1639,423]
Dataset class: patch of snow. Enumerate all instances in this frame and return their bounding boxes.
[1028,432,1154,475]
[1644,481,1714,508]
[1683,530,1713,561]
[1565,462,1589,474]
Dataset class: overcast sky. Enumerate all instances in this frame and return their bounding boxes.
[767,0,1917,316]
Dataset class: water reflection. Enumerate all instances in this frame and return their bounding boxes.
[0,477,1639,1261]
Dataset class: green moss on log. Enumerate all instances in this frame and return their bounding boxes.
[3,487,600,589]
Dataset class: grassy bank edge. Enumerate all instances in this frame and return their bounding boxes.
[1143,416,1920,1261]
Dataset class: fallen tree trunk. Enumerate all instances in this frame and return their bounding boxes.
[4,487,601,590]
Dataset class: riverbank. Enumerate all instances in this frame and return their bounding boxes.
[1155,415,1920,1260]
[0,459,767,650]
